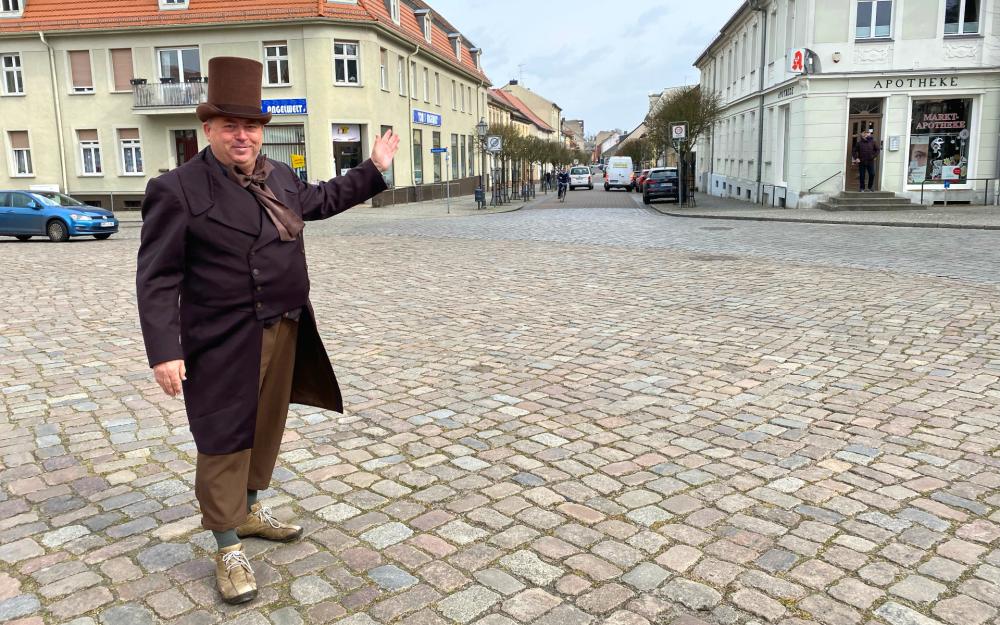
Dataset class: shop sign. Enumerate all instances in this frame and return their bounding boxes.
[332,124,361,143]
[873,76,959,90]
[290,154,306,169]
[413,109,442,126]
[262,98,307,115]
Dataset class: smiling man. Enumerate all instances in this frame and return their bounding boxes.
[135,57,399,605]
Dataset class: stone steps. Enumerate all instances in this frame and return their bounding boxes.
[818,191,924,212]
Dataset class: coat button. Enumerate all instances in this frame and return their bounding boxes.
[249,251,255,258]
[256,302,263,310]
[256,286,262,292]
[252,268,260,276]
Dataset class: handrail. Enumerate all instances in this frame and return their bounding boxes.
[808,171,842,194]
[919,177,999,206]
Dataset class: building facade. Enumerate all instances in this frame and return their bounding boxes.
[500,81,563,146]
[0,0,490,210]
[695,0,1000,207]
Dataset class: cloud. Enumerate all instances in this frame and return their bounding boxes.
[428,0,745,134]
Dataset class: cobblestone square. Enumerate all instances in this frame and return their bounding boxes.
[1,197,999,625]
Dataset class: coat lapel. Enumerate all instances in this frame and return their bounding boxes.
[196,149,262,237]
[251,163,299,252]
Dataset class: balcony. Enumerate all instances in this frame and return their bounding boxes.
[132,78,208,114]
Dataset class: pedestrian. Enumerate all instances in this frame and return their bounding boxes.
[135,56,399,605]
[543,170,552,191]
[852,128,881,192]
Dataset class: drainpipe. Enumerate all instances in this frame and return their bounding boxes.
[406,44,420,188]
[38,32,69,194]
[750,1,768,205]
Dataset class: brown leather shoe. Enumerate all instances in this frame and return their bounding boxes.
[215,543,257,605]
[236,502,303,542]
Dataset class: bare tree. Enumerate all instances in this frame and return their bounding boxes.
[646,85,721,165]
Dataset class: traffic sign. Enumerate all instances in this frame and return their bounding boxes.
[430,147,448,153]
[486,135,502,153]
[671,122,688,141]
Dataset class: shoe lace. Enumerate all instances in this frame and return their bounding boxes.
[254,505,282,529]
[222,549,253,573]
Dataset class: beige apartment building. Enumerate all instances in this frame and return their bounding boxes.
[500,80,564,146]
[0,0,490,210]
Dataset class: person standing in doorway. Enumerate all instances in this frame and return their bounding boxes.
[852,128,881,192]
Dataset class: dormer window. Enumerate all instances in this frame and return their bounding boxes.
[414,9,432,43]
[388,0,399,24]
[470,47,482,71]
[0,0,25,17]
[159,0,188,9]
[448,33,461,60]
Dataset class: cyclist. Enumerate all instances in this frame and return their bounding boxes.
[557,168,570,202]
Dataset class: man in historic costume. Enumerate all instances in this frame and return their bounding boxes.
[136,56,399,604]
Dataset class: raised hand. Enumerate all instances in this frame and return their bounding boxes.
[371,128,401,173]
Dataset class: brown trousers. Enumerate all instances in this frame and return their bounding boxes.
[195,318,299,531]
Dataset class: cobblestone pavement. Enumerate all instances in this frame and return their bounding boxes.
[1,188,999,625]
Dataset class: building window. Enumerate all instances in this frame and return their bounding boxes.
[1,52,23,95]
[159,0,188,8]
[432,131,442,182]
[157,47,201,82]
[264,41,290,86]
[110,48,134,92]
[388,0,400,24]
[784,0,795,52]
[422,67,429,102]
[1,0,23,13]
[460,84,465,112]
[333,41,359,85]
[460,135,467,177]
[412,128,423,185]
[119,129,143,175]
[434,72,440,105]
[8,131,31,175]
[468,134,475,176]
[379,48,388,90]
[451,80,457,110]
[78,130,102,175]
[380,125,395,187]
[410,61,417,100]
[450,133,459,179]
[856,0,892,38]
[415,9,432,42]
[908,98,973,185]
[945,0,980,34]
[398,55,405,96]
[69,50,94,93]
[451,35,462,60]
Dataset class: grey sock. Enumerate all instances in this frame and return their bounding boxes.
[247,490,258,511]
[213,529,239,550]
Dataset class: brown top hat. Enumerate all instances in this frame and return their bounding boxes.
[196,56,272,123]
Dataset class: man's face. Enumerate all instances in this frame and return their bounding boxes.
[203,117,264,172]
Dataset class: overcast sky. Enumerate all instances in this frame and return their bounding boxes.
[430,0,745,137]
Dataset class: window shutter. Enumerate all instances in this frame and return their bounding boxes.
[110,49,134,91]
[69,51,94,89]
[118,128,140,141]
[78,129,99,142]
[9,131,29,149]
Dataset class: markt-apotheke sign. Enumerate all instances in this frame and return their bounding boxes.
[873,76,959,90]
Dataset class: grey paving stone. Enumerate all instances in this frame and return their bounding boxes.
[136,543,194,572]
[369,564,418,591]
[99,603,156,625]
[659,578,722,611]
[436,585,500,623]
[289,575,337,605]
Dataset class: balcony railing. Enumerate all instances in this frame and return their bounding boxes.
[132,79,208,109]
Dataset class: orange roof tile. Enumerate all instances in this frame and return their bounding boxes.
[0,0,487,80]
[490,88,553,133]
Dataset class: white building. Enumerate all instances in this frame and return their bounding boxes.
[695,0,1000,207]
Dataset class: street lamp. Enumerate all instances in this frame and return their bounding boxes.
[476,117,488,207]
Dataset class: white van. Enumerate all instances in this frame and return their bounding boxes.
[604,156,634,191]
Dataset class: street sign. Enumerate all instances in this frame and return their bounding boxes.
[431,147,448,153]
[486,135,502,153]
[671,122,687,141]
[290,154,305,169]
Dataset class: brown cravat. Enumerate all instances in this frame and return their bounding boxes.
[228,156,304,241]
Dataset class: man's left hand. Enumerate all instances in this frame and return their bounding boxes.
[371,128,401,173]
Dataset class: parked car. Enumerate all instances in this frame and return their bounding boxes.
[0,190,119,241]
[569,166,593,190]
[635,169,651,192]
[604,156,634,191]
[642,168,680,204]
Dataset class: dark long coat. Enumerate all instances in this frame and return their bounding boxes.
[136,148,386,455]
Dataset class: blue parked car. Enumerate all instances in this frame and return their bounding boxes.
[0,190,119,242]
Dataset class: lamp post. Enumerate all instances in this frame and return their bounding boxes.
[476,118,488,208]
[750,0,769,204]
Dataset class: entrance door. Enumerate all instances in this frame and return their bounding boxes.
[846,98,883,191]
[173,130,199,167]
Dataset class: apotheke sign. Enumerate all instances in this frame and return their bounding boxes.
[873,76,959,90]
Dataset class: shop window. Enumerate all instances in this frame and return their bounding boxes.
[856,0,892,38]
[945,0,980,35]
[432,131,442,182]
[907,98,972,185]
[450,134,459,179]
[333,41,359,85]
[412,129,423,185]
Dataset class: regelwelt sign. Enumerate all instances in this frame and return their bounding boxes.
[262,99,308,115]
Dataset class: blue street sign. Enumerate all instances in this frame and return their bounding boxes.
[262,99,307,115]
[413,109,442,126]
[430,147,448,153]
[943,181,951,189]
